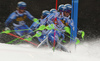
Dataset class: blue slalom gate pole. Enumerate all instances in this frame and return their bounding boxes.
[70,0,79,42]
[70,0,74,42]
[71,0,74,19]
[73,0,79,41]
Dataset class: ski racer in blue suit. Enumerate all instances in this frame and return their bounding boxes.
[57,4,69,26]
[64,4,84,39]
[37,10,51,43]
[30,10,51,43]
[5,1,37,36]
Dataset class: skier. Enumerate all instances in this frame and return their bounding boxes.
[30,10,51,43]
[37,10,51,43]
[57,4,69,26]
[5,1,38,36]
[40,10,67,51]
[64,4,84,39]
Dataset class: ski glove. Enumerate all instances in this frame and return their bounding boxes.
[33,18,40,24]
[78,30,85,40]
[5,27,10,31]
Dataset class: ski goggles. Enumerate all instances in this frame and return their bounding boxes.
[19,7,26,10]
[66,10,71,13]
[59,10,64,12]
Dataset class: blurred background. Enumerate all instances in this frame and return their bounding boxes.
[0,0,99,43]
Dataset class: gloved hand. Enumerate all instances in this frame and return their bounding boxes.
[35,31,42,37]
[78,30,84,34]
[4,27,10,31]
[26,35,32,38]
[64,26,71,34]
[78,30,85,40]
[33,18,39,24]
[25,35,32,41]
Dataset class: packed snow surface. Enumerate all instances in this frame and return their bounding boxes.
[0,39,100,61]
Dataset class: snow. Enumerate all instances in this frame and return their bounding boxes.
[0,39,100,61]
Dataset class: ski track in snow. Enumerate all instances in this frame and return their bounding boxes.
[0,39,100,61]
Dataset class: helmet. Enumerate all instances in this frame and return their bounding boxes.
[65,4,72,7]
[17,1,26,9]
[42,10,50,17]
[50,8,57,13]
[58,4,66,12]
[64,4,72,13]
[65,4,72,10]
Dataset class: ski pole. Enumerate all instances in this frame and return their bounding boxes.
[7,33,38,47]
